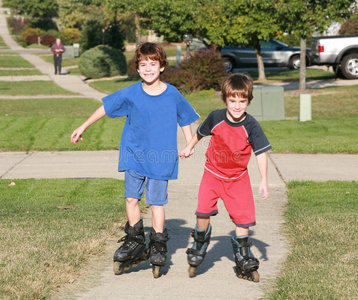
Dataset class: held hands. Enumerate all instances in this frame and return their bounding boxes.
[179,146,195,159]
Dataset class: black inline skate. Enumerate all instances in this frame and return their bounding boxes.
[186,224,212,277]
[231,236,260,282]
[113,219,147,275]
[147,228,169,278]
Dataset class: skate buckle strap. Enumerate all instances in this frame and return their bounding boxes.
[117,235,128,243]
[233,241,253,249]
[117,234,143,244]
[186,248,206,256]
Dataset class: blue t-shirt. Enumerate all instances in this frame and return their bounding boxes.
[102,82,200,180]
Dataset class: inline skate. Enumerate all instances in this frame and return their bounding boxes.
[231,236,260,282]
[186,224,212,277]
[113,219,147,275]
[147,228,169,278]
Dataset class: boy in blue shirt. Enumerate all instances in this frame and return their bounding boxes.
[71,42,199,278]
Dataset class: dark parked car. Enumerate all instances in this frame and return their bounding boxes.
[221,39,312,72]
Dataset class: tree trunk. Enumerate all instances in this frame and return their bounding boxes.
[255,48,266,81]
[299,37,306,92]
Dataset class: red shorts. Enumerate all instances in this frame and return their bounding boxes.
[196,169,256,227]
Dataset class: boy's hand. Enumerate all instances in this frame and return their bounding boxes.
[179,147,194,159]
[71,127,85,143]
[258,182,269,200]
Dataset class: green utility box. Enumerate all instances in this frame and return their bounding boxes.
[247,86,285,121]
[62,44,80,58]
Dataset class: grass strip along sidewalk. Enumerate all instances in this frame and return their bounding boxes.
[268,181,358,300]
[0,178,127,299]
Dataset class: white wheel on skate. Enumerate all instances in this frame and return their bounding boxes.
[153,265,161,278]
[188,266,196,278]
[113,262,123,275]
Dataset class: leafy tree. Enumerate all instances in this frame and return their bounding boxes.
[275,0,357,91]
[106,0,204,42]
[80,19,103,52]
[197,0,280,81]
[3,0,59,18]
[108,0,280,81]
[57,0,103,29]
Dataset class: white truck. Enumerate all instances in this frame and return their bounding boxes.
[311,35,358,79]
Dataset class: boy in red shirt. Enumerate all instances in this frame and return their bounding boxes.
[180,73,271,282]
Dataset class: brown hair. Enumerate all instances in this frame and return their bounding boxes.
[221,73,254,104]
[135,42,168,70]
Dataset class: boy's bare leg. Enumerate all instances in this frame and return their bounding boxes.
[235,226,249,237]
[126,197,141,226]
[197,216,210,231]
[150,205,165,232]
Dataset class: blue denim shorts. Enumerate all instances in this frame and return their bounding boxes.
[125,170,168,205]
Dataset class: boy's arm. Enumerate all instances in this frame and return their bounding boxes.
[256,152,269,199]
[181,124,194,145]
[70,105,106,143]
[179,131,202,158]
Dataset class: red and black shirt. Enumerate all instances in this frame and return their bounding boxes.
[197,109,271,180]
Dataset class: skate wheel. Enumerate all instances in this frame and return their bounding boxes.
[251,270,260,283]
[153,265,161,278]
[113,262,123,275]
[188,266,196,278]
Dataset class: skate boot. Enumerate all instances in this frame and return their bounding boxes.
[186,224,212,277]
[113,219,147,275]
[231,236,260,282]
[147,228,169,278]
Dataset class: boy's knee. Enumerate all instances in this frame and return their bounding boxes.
[126,197,139,205]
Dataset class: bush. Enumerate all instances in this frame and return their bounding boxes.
[40,34,55,47]
[60,28,81,45]
[79,45,127,79]
[25,34,39,45]
[7,16,27,34]
[20,27,45,44]
[161,50,227,94]
[339,17,358,35]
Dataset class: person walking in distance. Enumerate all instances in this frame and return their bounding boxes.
[51,38,65,75]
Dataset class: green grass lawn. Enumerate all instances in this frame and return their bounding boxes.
[0,98,123,151]
[38,54,81,67]
[247,68,336,82]
[268,181,358,300]
[0,69,43,76]
[0,55,35,68]
[1,83,358,153]
[0,81,78,96]
[0,178,128,300]
[0,36,9,49]
[88,78,140,94]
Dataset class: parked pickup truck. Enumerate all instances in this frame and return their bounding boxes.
[311,35,358,79]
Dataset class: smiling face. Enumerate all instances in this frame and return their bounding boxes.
[225,95,249,123]
[137,58,165,85]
